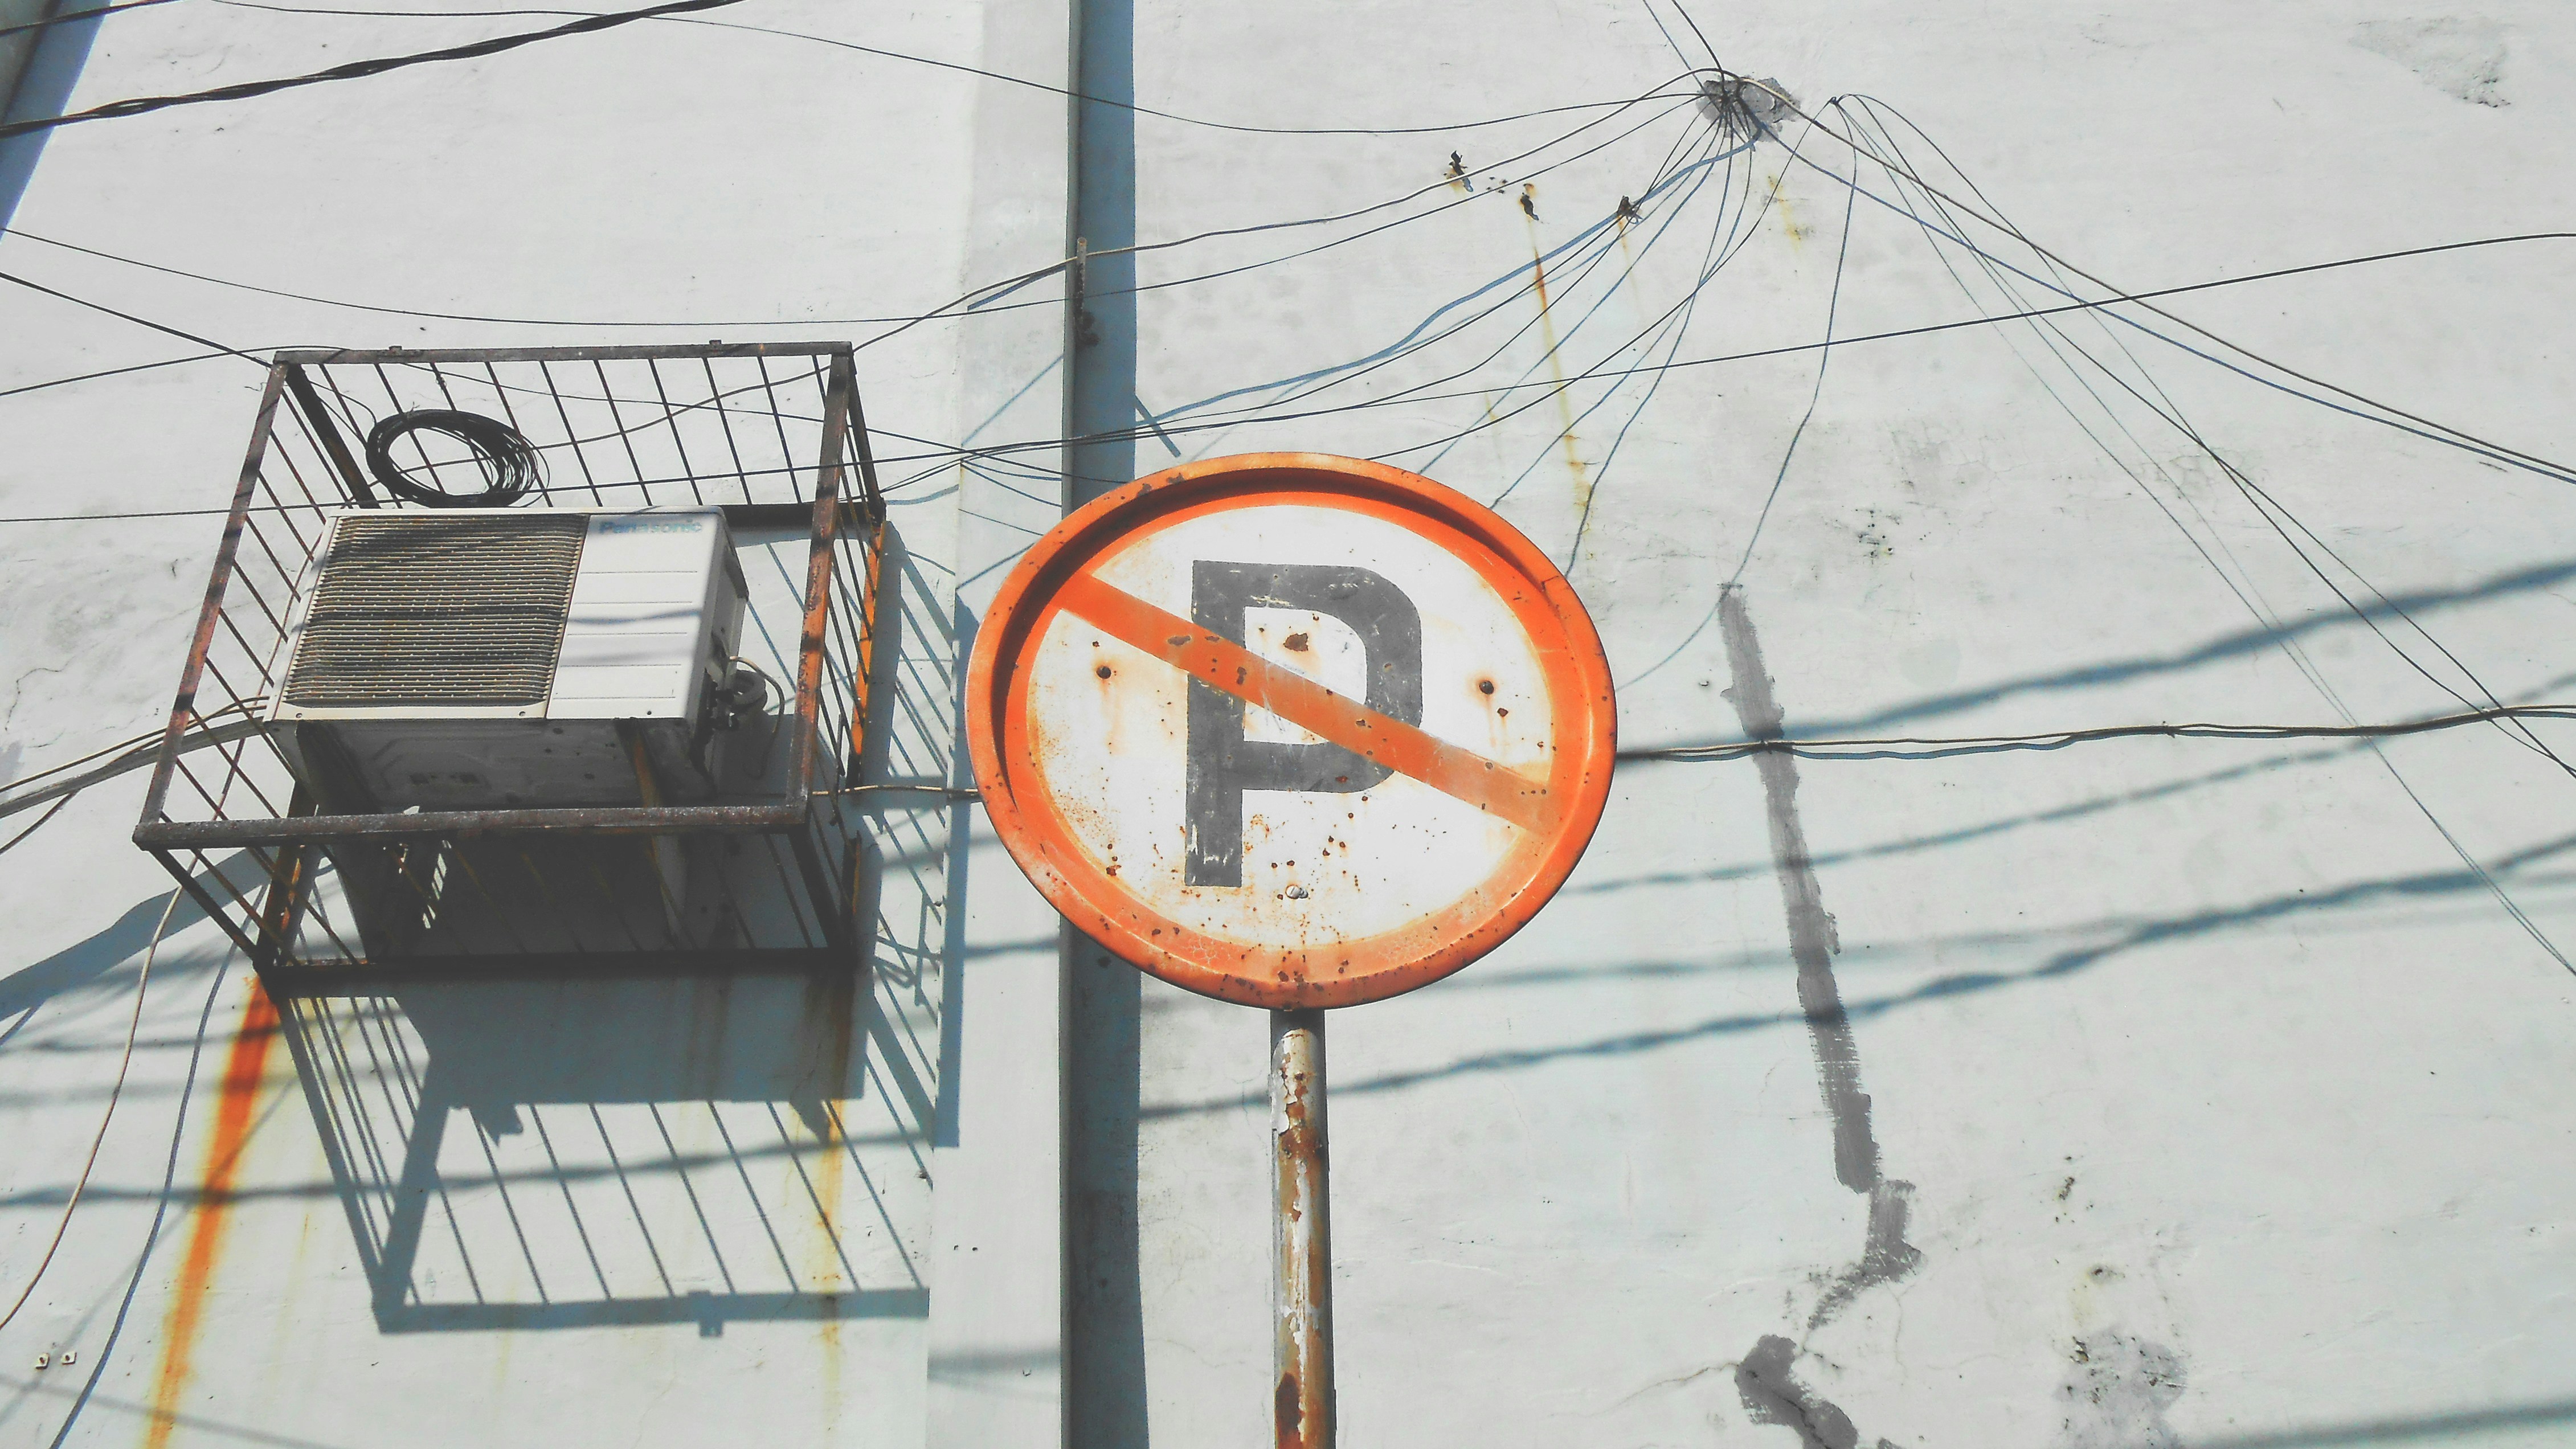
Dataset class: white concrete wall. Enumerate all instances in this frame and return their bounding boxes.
[0,2,1064,1444]
[1093,4,2576,1447]
[5,3,2575,1447]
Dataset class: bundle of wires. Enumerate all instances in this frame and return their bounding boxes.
[362,409,542,507]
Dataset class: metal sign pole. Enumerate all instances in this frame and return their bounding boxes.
[1271,1007,1334,1449]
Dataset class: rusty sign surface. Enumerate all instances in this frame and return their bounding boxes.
[966,453,1616,1007]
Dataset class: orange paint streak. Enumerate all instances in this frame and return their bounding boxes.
[144,982,280,1449]
[1054,570,1555,833]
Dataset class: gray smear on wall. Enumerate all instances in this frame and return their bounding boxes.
[1719,584,1882,1196]
[2353,17,2509,107]
[1737,1334,1904,1449]
[1721,586,1921,1442]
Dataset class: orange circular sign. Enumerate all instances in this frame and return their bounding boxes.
[964,453,1616,1008]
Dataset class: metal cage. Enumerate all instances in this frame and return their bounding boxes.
[132,343,891,994]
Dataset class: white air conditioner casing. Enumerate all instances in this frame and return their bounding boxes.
[267,507,750,812]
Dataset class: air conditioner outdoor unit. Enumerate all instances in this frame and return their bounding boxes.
[267,507,753,813]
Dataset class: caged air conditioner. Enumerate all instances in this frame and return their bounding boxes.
[267,507,766,814]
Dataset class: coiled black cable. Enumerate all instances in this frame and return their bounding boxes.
[362,409,542,507]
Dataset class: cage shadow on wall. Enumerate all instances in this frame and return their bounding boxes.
[130,343,892,993]
[271,973,935,1334]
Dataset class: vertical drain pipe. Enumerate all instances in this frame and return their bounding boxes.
[1271,1008,1334,1449]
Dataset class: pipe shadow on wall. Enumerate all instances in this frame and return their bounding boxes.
[1066,0,1150,1436]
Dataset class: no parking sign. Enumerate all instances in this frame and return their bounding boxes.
[963,452,1615,1447]
[965,452,1617,1007]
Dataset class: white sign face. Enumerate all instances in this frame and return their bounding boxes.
[1027,501,1552,942]
[967,455,1614,1008]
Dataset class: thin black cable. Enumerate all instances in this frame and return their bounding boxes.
[1237,153,1694,446]
[855,87,1711,355]
[0,206,2541,504]
[42,919,240,1448]
[0,0,755,140]
[1727,101,1859,583]
[4,223,2568,514]
[1488,124,1745,515]
[1115,127,1743,434]
[1369,113,1829,473]
[215,0,1711,138]
[1849,109,2576,784]
[0,268,253,358]
[0,75,1712,339]
[1809,100,2575,971]
[1562,125,1767,562]
[362,408,542,506]
[1372,109,1845,466]
[0,0,177,41]
[0,346,243,400]
[832,197,2553,473]
[1841,92,2576,485]
[1669,0,1724,71]
[0,794,73,856]
[1756,89,2576,487]
[1619,705,2576,762]
[1837,98,2353,721]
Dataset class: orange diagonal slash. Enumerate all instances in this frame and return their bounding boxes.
[1053,569,1556,834]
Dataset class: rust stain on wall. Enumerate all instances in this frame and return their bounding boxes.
[144,979,281,1449]
[1768,174,1809,246]
[804,973,858,1430]
[1522,222,1593,512]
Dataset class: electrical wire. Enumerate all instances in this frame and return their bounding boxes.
[0,268,260,361]
[0,709,258,834]
[1838,104,2576,787]
[1843,103,2559,783]
[1835,92,2576,488]
[0,703,251,806]
[0,77,1704,342]
[1483,125,1755,507]
[340,99,1707,462]
[0,0,756,141]
[1199,133,1728,457]
[1725,101,1859,583]
[1740,84,2576,488]
[1781,87,2576,973]
[37,899,243,1447]
[1621,705,2576,763]
[21,91,1704,483]
[857,87,1710,353]
[0,795,74,855]
[362,408,542,505]
[0,891,181,1337]
[1,125,2566,534]
[0,206,2550,519]
[214,0,1709,138]
[846,230,2576,477]
[0,0,178,42]
[18,226,2558,441]
[0,345,249,401]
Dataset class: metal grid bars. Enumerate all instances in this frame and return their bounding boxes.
[131,343,892,994]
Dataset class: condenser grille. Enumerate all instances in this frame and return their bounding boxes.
[281,514,588,707]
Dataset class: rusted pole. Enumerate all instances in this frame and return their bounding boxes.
[1271,1007,1334,1449]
